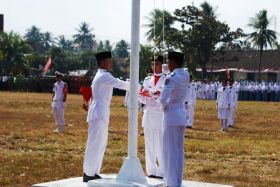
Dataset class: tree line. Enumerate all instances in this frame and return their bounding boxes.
[0,1,279,80]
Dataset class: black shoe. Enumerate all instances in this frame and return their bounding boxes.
[156,176,163,179]
[186,126,192,129]
[83,173,102,182]
[94,174,102,179]
[148,175,157,178]
[228,125,234,128]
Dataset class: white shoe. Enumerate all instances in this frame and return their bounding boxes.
[53,128,60,133]
[53,126,64,133]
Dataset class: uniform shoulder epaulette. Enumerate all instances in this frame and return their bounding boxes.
[145,76,152,80]
[169,72,176,76]
[166,72,175,78]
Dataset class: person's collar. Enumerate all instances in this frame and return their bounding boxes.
[173,68,184,72]
[98,68,108,72]
[154,73,163,77]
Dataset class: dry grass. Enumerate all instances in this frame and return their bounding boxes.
[0,92,279,187]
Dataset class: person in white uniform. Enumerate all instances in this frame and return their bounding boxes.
[51,71,68,133]
[228,78,238,128]
[83,51,129,182]
[217,79,230,132]
[159,51,189,187]
[185,75,197,129]
[139,55,165,179]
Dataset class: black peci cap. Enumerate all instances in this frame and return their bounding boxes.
[95,51,112,64]
[151,55,164,63]
[167,51,184,64]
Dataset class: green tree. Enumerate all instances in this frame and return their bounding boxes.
[247,9,277,80]
[97,41,104,51]
[24,25,43,52]
[97,40,112,52]
[104,40,112,51]
[42,32,54,51]
[139,44,153,80]
[57,35,73,51]
[144,9,175,52]
[0,31,31,75]
[275,42,280,49]
[114,40,129,58]
[174,2,245,78]
[73,22,96,51]
[112,40,130,77]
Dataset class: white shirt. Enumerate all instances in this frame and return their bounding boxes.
[87,69,129,123]
[187,82,197,106]
[160,68,189,126]
[53,81,66,102]
[139,73,165,112]
[217,86,230,109]
[229,86,238,108]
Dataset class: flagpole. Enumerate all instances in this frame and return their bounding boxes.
[115,0,147,183]
[128,0,140,158]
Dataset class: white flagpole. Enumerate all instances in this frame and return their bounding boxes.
[115,0,147,183]
[128,0,140,158]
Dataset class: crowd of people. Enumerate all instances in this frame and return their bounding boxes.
[2,75,280,102]
[2,50,279,186]
[189,79,280,102]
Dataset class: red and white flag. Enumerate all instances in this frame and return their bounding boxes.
[43,57,52,74]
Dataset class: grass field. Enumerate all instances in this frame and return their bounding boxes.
[0,92,279,187]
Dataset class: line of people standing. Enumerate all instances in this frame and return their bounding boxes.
[194,80,280,102]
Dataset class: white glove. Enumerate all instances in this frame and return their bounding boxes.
[162,64,170,75]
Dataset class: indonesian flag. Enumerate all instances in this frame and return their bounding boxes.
[43,57,52,74]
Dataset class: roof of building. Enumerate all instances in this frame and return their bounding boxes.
[201,50,280,73]
[68,70,88,76]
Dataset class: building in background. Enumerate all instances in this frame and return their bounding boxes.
[197,50,280,81]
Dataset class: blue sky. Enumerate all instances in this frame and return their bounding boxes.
[0,0,280,45]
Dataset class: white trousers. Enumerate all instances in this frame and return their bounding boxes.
[52,102,65,126]
[83,119,108,176]
[186,104,195,127]
[144,128,164,177]
[210,92,216,100]
[228,108,235,126]
[162,126,185,187]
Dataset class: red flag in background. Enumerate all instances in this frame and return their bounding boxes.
[43,57,52,74]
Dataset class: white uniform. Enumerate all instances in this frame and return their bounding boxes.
[159,68,189,187]
[201,82,206,100]
[228,86,238,127]
[186,82,197,127]
[217,86,230,119]
[210,83,216,100]
[83,68,129,176]
[217,86,230,131]
[51,80,67,128]
[139,73,165,177]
